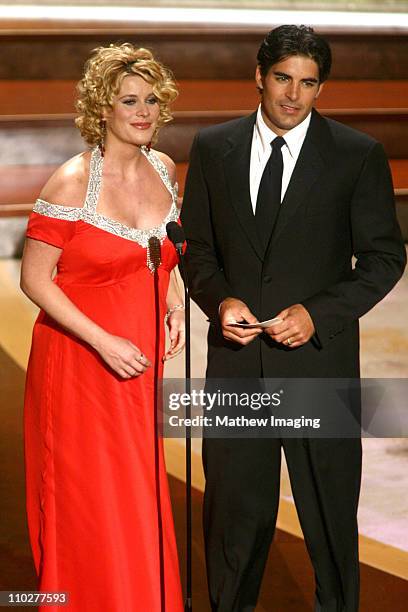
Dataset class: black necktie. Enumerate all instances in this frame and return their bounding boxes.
[255,136,286,251]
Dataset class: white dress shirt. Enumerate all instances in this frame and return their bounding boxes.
[249,105,311,213]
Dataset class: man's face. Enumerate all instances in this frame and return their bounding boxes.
[255,54,323,135]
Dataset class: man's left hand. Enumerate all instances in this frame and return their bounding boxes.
[264,304,315,348]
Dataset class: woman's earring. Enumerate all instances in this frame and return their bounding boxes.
[99,119,106,157]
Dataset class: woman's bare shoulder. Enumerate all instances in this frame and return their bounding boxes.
[153,150,177,185]
[39,151,92,207]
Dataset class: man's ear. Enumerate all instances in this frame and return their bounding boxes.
[255,65,263,93]
[315,82,324,99]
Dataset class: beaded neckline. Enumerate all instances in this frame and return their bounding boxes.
[33,146,180,270]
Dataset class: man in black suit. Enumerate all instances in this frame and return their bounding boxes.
[181,25,406,611]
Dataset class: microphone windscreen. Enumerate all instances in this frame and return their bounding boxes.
[148,236,161,273]
[166,221,185,247]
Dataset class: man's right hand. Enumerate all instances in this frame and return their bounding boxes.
[219,298,262,345]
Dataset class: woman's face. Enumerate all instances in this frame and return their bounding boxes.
[104,74,161,147]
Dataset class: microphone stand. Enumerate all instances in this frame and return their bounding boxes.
[166,221,192,610]
[177,249,192,612]
[148,237,166,612]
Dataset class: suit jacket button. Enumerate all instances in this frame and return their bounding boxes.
[263,275,272,283]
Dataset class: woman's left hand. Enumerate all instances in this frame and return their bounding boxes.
[164,309,185,360]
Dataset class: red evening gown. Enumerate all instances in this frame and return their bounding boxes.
[24,146,183,611]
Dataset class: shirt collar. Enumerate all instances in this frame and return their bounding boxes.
[255,104,311,159]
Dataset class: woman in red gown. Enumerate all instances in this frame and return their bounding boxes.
[21,44,184,611]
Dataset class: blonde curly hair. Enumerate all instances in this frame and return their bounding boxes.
[75,43,178,147]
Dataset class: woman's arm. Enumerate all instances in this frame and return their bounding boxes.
[155,151,185,360]
[163,269,185,360]
[21,238,151,378]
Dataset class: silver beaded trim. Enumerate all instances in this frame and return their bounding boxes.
[33,200,82,221]
[33,146,180,260]
[141,146,178,203]
[83,144,104,212]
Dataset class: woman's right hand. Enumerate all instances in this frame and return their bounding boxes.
[94,333,151,379]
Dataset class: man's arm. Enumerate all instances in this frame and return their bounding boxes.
[181,133,234,322]
[300,141,406,347]
[181,133,262,343]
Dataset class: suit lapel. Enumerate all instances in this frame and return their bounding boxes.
[220,110,332,258]
[269,110,329,248]
[222,113,264,260]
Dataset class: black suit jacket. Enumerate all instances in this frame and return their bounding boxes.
[181,109,406,378]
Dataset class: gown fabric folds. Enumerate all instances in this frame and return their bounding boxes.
[23,146,183,611]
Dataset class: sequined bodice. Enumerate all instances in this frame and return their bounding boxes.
[34,146,179,247]
[30,147,180,279]
[32,146,180,274]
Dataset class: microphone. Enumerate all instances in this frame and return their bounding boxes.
[166,221,185,254]
[148,236,161,273]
